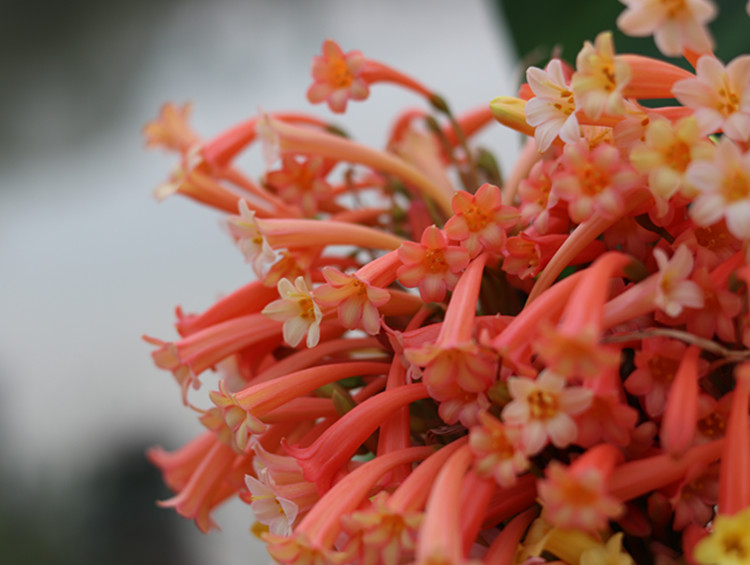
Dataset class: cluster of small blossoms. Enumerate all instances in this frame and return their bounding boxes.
[144,2,750,564]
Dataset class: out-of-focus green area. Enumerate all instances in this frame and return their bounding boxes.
[0,441,195,565]
[493,0,750,73]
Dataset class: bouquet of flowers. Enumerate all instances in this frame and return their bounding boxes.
[143,1,750,563]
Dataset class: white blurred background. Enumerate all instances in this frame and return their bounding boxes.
[0,1,517,562]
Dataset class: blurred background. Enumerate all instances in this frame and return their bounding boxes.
[2,0,747,563]
[0,1,516,563]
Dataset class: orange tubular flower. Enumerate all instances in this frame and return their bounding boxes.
[259,115,454,215]
[660,345,701,456]
[609,437,725,502]
[174,280,279,337]
[264,445,434,564]
[154,159,263,216]
[491,269,585,372]
[143,6,750,561]
[482,507,539,565]
[618,53,696,98]
[405,254,494,399]
[306,39,435,114]
[284,383,430,493]
[255,215,406,252]
[148,432,217,493]
[718,362,750,516]
[207,361,390,452]
[375,361,412,483]
[458,471,497,555]
[526,188,650,302]
[414,445,474,565]
[535,252,631,379]
[144,313,284,402]
[157,439,244,533]
[338,438,471,565]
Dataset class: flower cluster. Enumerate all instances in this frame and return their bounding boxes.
[144,2,750,563]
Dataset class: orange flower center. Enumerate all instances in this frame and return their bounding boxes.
[490,429,517,459]
[328,59,354,88]
[661,0,687,18]
[559,474,600,506]
[553,88,575,116]
[528,390,559,419]
[717,77,740,116]
[298,297,317,320]
[697,412,726,438]
[600,63,616,92]
[722,169,750,202]
[463,205,491,231]
[424,249,448,273]
[695,224,730,250]
[665,140,692,172]
[647,355,680,382]
[579,163,610,196]
[351,278,369,296]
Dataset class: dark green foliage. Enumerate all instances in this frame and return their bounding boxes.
[491,0,750,71]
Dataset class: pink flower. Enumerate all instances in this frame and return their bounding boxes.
[397,226,470,303]
[629,116,715,214]
[687,137,750,240]
[143,101,200,155]
[443,183,519,257]
[313,266,390,335]
[339,491,423,565]
[617,0,717,57]
[501,371,593,455]
[244,474,299,536]
[626,337,694,417]
[306,39,370,113]
[538,455,623,533]
[469,412,529,487]
[653,244,705,317]
[264,155,334,216]
[667,462,719,530]
[673,55,750,142]
[517,158,560,234]
[551,140,639,224]
[405,255,497,401]
[226,199,276,278]
[262,277,322,348]
[574,376,638,447]
[571,32,631,119]
[525,59,581,151]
